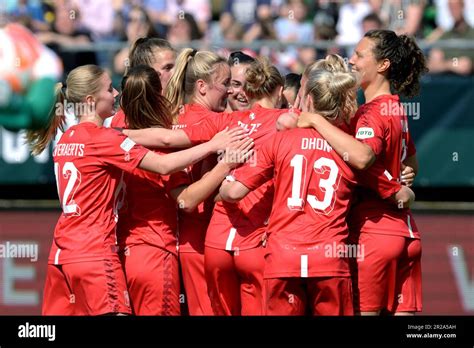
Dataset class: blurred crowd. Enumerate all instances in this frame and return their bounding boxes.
[3,0,474,76]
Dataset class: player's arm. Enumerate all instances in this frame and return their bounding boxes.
[390,185,415,208]
[170,138,254,212]
[297,112,375,170]
[276,111,298,131]
[220,136,276,203]
[357,162,415,208]
[219,179,251,203]
[138,128,247,175]
[401,154,418,187]
[122,127,192,148]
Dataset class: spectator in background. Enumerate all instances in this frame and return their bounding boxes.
[313,0,340,33]
[379,0,426,36]
[72,0,115,40]
[167,12,203,46]
[433,0,474,31]
[242,13,276,42]
[428,0,474,75]
[274,0,313,43]
[144,0,212,33]
[362,12,384,33]
[114,6,158,75]
[273,0,314,73]
[7,0,49,32]
[36,1,97,75]
[221,0,272,30]
[336,0,372,47]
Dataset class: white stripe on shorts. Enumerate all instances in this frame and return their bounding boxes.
[301,255,308,278]
[407,215,415,238]
[54,248,61,265]
[225,228,237,251]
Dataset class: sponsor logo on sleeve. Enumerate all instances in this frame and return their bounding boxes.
[120,138,136,152]
[356,127,374,139]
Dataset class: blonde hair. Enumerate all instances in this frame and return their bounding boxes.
[26,65,106,155]
[165,48,227,120]
[305,56,358,125]
[313,54,350,73]
[244,57,284,101]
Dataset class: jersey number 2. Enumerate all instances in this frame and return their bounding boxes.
[287,155,339,214]
[54,162,82,216]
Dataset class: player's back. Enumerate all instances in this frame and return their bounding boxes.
[51,122,147,265]
[256,127,357,278]
[117,149,189,255]
[268,127,356,242]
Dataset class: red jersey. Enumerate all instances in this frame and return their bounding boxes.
[116,149,189,255]
[110,109,127,128]
[235,128,357,278]
[49,122,148,265]
[175,103,222,253]
[349,94,420,239]
[184,104,293,251]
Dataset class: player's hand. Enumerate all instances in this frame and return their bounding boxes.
[293,93,302,110]
[276,112,298,131]
[209,127,249,152]
[218,137,254,169]
[401,164,416,187]
[297,112,318,129]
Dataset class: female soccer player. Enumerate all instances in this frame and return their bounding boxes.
[27,64,244,315]
[163,48,234,315]
[181,58,293,315]
[226,51,255,112]
[219,58,416,316]
[109,37,177,128]
[117,65,253,315]
[298,30,428,315]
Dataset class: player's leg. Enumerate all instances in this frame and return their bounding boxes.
[42,264,74,315]
[308,277,354,316]
[390,238,422,315]
[233,246,265,315]
[204,246,241,315]
[356,233,405,316]
[62,256,132,315]
[179,251,213,315]
[122,244,180,315]
[265,278,307,315]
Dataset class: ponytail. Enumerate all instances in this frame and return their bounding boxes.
[165,48,196,121]
[165,49,226,121]
[26,83,66,155]
[364,30,428,98]
[26,64,106,155]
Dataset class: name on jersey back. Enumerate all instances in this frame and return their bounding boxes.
[301,138,332,152]
[53,143,85,157]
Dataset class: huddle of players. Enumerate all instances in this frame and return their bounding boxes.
[28,29,428,316]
